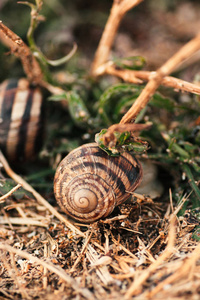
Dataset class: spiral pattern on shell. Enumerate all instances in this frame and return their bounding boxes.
[54,143,143,223]
[0,78,44,161]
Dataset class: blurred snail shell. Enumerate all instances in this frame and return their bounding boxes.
[0,78,44,161]
[54,142,143,223]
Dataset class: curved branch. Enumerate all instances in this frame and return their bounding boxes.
[91,0,144,74]
[120,33,200,124]
[103,64,200,95]
[0,21,43,84]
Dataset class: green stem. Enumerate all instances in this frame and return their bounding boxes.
[25,169,55,181]
[171,143,190,159]
[24,1,55,84]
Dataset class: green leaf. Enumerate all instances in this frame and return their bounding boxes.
[67,91,91,126]
[98,83,141,125]
[95,129,149,156]
[181,141,199,154]
[151,93,175,111]
[115,131,131,146]
[168,138,190,159]
[113,91,140,116]
[48,93,67,102]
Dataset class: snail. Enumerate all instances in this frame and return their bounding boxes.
[0,78,44,161]
[54,142,143,223]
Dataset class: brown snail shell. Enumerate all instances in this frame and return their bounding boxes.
[0,78,44,161]
[54,142,143,223]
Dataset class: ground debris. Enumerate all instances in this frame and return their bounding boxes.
[0,193,200,299]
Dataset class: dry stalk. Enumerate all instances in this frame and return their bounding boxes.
[0,243,94,300]
[120,33,200,124]
[91,0,144,74]
[0,21,43,84]
[0,183,21,203]
[102,122,152,145]
[91,0,200,139]
[10,252,30,299]
[104,64,200,95]
[0,150,83,237]
[148,242,200,298]
[70,231,93,273]
[0,251,26,298]
[111,233,138,259]
[125,215,176,298]
[0,216,48,227]
[40,80,65,95]
[0,21,66,96]
[86,244,114,285]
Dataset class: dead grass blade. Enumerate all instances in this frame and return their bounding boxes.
[125,215,176,298]
[0,243,94,299]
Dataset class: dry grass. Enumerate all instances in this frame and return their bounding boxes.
[0,159,199,299]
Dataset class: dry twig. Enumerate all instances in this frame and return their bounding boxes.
[0,243,94,299]
[0,21,71,97]
[0,150,83,236]
[102,122,152,146]
[70,231,93,273]
[125,215,176,298]
[103,63,200,95]
[0,216,48,227]
[120,33,200,124]
[0,21,43,84]
[101,32,200,143]
[91,0,144,74]
[148,242,200,298]
[86,244,114,285]
[0,184,21,203]
[91,0,200,141]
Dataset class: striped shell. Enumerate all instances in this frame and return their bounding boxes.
[54,143,143,223]
[0,78,44,161]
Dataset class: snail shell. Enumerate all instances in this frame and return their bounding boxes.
[54,142,143,223]
[0,78,44,161]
